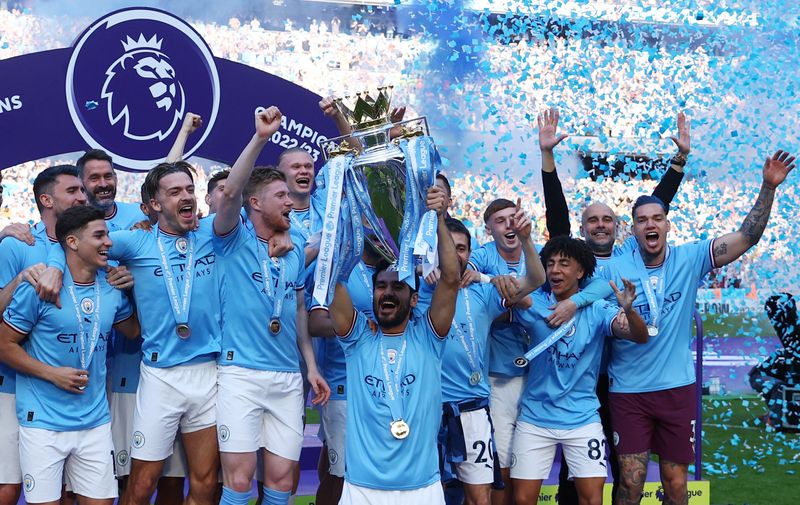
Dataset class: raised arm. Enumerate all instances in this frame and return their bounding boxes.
[712,151,795,267]
[610,278,648,343]
[652,112,690,206]
[510,198,545,301]
[213,107,282,236]
[319,96,352,137]
[330,282,356,337]
[538,108,571,238]
[427,186,460,337]
[165,113,203,163]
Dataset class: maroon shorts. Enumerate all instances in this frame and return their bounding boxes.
[608,384,696,464]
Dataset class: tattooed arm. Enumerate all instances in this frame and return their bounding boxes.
[712,150,795,267]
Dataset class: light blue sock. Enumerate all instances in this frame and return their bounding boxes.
[262,486,291,505]
[220,486,252,505]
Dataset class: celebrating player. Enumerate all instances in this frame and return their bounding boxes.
[0,206,140,505]
[604,151,795,505]
[509,236,648,505]
[213,107,330,505]
[37,159,224,505]
[327,185,459,504]
[425,207,545,505]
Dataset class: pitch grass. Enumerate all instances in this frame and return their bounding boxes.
[702,395,799,505]
[696,312,775,339]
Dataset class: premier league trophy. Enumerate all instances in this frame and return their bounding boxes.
[312,86,442,306]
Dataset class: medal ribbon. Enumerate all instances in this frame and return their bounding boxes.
[313,156,349,306]
[518,316,576,364]
[407,137,441,279]
[379,336,408,423]
[516,293,575,363]
[156,227,195,327]
[256,238,287,324]
[631,246,669,331]
[451,288,480,378]
[65,272,102,371]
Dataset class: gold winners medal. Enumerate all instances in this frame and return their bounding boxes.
[390,419,410,440]
[647,325,659,337]
[269,319,281,335]
[176,324,192,339]
[469,371,481,386]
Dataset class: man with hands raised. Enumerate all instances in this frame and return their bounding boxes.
[212,107,330,505]
[326,185,459,504]
[606,151,795,505]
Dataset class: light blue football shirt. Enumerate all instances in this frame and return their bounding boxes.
[339,310,446,490]
[600,239,715,393]
[289,206,315,246]
[417,281,506,403]
[104,201,147,232]
[513,290,619,429]
[310,261,376,401]
[214,218,306,372]
[102,201,147,394]
[467,242,532,377]
[49,220,222,368]
[3,273,132,431]
[0,223,55,394]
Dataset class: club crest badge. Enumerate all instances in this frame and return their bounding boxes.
[65,8,219,171]
[81,297,95,314]
[175,236,189,254]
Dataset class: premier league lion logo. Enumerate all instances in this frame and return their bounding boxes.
[101,34,185,141]
[66,8,219,171]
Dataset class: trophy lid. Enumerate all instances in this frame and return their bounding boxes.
[334,86,393,132]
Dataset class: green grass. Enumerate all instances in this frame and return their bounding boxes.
[702,395,800,505]
[696,312,775,339]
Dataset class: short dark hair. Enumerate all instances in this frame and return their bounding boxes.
[632,195,668,218]
[445,217,471,249]
[436,173,452,198]
[539,236,596,281]
[371,261,420,293]
[277,147,312,167]
[483,198,516,224]
[76,149,114,178]
[55,205,105,246]
[207,169,230,194]
[243,167,285,213]
[143,161,195,203]
[140,181,151,205]
[33,164,80,212]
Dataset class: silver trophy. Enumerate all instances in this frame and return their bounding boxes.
[323,86,429,263]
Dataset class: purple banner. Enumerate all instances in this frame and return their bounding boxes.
[0,7,337,172]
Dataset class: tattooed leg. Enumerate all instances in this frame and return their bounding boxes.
[614,452,648,505]
[659,459,688,505]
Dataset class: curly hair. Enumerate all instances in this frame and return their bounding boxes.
[539,236,597,281]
